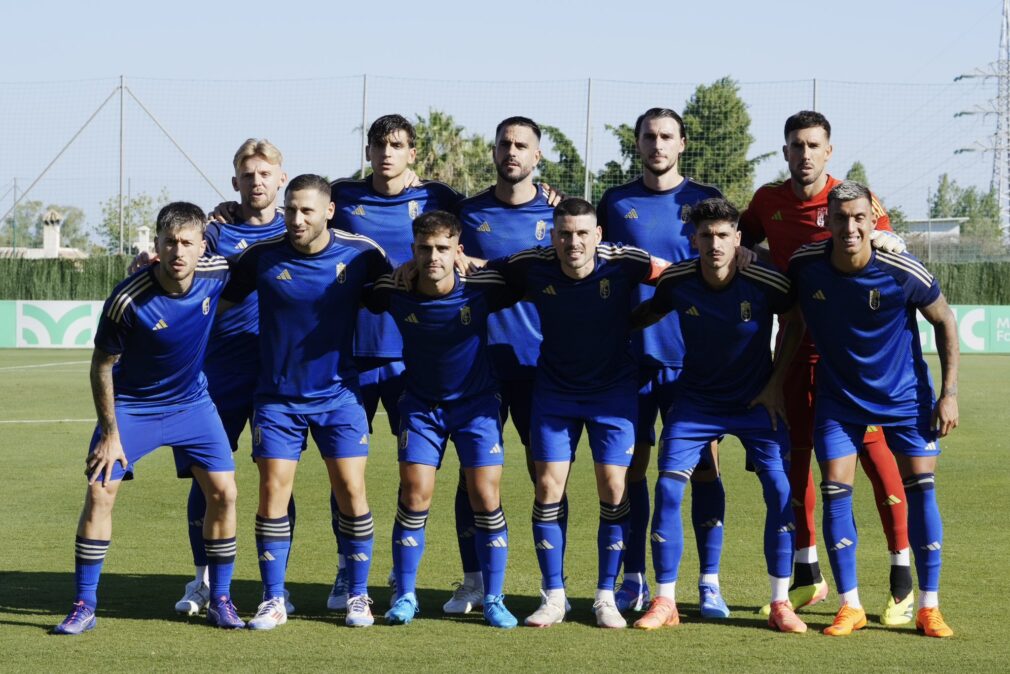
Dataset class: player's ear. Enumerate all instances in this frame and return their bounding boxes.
[825,143,833,161]
[279,171,288,188]
[199,237,207,257]
[231,176,239,192]
[365,145,373,162]
[781,144,789,162]
[733,229,742,246]
[325,200,336,220]
[407,147,416,165]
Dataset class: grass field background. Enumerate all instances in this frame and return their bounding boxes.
[1,349,1008,671]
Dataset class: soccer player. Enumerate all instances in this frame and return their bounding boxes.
[445,116,557,614]
[54,203,243,634]
[788,181,959,638]
[740,111,915,623]
[482,197,662,629]
[362,210,520,629]
[221,174,392,630]
[326,114,462,611]
[628,197,806,633]
[598,107,733,616]
[174,139,292,617]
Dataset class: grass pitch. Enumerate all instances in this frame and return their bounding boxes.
[1,349,1008,672]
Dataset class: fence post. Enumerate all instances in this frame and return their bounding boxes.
[118,75,125,255]
[812,78,818,111]
[583,78,593,200]
[360,74,368,178]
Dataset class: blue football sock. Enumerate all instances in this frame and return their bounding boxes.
[338,511,374,597]
[255,515,290,598]
[532,500,565,590]
[757,469,794,578]
[598,499,631,591]
[692,476,725,576]
[454,475,480,574]
[391,503,428,596]
[623,478,650,579]
[904,473,942,592]
[186,480,208,567]
[473,506,508,597]
[74,536,109,609]
[821,481,858,594]
[651,472,688,584]
[204,537,237,599]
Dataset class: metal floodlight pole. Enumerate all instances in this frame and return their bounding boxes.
[583,78,593,200]
[812,78,818,111]
[360,74,368,178]
[119,75,125,255]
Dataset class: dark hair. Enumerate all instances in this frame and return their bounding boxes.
[285,173,331,199]
[553,197,596,222]
[412,210,461,239]
[495,116,541,141]
[686,197,740,228]
[156,201,206,235]
[827,180,872,209]
[634,107,686,141]
[367,114,416,148]
[784,110,831,140]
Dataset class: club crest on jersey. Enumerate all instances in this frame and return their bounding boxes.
[816,207,828,227]
[336,262,347,283]
[535,220,547,241]
[460,305,471,325]
[399,430,409,450]
[740,300,752,322]
[408,200,420,220]
[680,205,691,222]
[202,297,211,315]
[869,288,881,310]
[599,278,611,299]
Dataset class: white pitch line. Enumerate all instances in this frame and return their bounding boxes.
[0,360,90,371]
[0,418,93,424]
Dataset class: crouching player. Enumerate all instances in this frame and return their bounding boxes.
[55,203,243,634]
[789,181,959,637]
[362,210,521,628]
[630,198,806,632]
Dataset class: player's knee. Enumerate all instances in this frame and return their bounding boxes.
[469,481,500,512]
[206,479,237,510]
[84,483,118,516]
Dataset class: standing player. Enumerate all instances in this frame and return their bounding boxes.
[173,139,292,616]
[445,116,557,614]
[483,198,663,629]
[326,114,461,610]
[788,181,958,637]
[740,111,914,623]
[362,210,520,628]
[55,203,243,634]
[221,174,392,630]
[598,107,732,617]
[629,198,805,633]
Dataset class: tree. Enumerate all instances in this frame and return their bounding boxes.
[845,161,869,186]
[412,110,494,197]
[538,124,587,198]
[97,189,170,254]
[929,173,1002,240]
[1,200,88,250]
[591,123,639,203]
[680,76,774,208]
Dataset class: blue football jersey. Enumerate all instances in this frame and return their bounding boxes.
[490,243,652,397]
[598,177,723,368]
[456,186,554,379]
[203,213,287,379]
[223,229,393,412]
[650,260,794,410]
[331,177,463,360]
[788,241,941,424]
[94,256,231,410]
[363,269,518,402]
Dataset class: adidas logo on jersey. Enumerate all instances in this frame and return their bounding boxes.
[542,285,557,295]
[605,541,626,552]
[812,290,826,300]
[650,532,667,543]
[152,319,168,331]
[489,444,502,454]
[771,211,783,221]
[347,553,370,562]
[396,536,419,547]
[259,551,276,562]
[535,539,555,551]
[883,495,903,506]
[276,269,293,281]
[477,221,492,233]
[685,306,700,317]
[830,537,854,552]
[624,208,638,219]
[486,536,508,549]
[236,239,248,250]
[351,205,366,216]
[359,434,368,445]
[405,313,420,324]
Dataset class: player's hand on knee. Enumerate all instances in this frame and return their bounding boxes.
[932,395,959,437]
[869,229,906,254]
[127,250,158,274]
[87,435,127,487]
[210,201,242,224]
